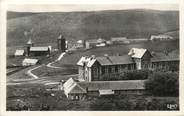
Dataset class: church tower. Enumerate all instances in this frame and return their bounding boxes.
[57,34,66,52]
[26,39,34,56]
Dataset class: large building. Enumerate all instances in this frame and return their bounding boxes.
[150,35,174,41]
[26,39,51,56]
[28,46,51,56]
[85,38,106,49]
[63,78,145,100]
[77,48,179,82]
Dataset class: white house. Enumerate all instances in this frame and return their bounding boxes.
[22,58,39,66]
[14,49,25,56]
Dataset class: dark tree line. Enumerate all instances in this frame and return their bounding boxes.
[145,72,179,96]
[101,70,151,81]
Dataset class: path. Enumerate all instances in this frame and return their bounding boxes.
[27,65,43,79]
[7,74,78,86]
[8,52,67,85]
[46,52,66,68]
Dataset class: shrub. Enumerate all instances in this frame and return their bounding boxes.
[145,72,179,96]
[122,70,151,80]
[101,70,151,81]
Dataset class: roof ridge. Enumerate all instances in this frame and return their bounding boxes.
[76,83,86,92]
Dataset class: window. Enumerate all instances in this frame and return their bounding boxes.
[105,66,108,73]
[108,67,111,73]
[115,65,118,72]
[128,64,131,70]
[93,67,98,77]
[102,67,105,74]
[111,66,115,72]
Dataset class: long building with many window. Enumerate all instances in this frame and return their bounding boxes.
[77,48,179,82]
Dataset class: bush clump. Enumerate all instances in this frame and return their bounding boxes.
[145,72,179,96]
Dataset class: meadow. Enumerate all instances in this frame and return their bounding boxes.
[54,40,179,67]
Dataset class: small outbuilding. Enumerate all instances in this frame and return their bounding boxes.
[14,49,25,56]
[63,78,87,100]
[28,46,51,56]
[22,58,39,66]
[63,78,146,100]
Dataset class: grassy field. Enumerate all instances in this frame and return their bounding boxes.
[7,84,179,111]
[54,40,179,67]
[31,65,78,81]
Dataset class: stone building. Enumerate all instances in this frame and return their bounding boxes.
[150,35,174,41]
[77,48,179,82]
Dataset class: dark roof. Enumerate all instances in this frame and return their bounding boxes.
[151,50,179,62]
[96,55,134,66]
[78,80,146,91]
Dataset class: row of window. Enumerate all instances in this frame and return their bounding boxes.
[101,64,135,74]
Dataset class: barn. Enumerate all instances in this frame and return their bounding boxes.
[22,58,39,66]
[63,78,146,100]
[14,49,25,56]
[28,46,51,56]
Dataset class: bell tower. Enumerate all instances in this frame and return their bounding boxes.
[57,34,66,52]
[26,39,34,56]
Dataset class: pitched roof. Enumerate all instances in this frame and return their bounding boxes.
[76,56,96,67]
[111,37,127,41]
[64,78,86,94]
[30,47,49,52]
[78,80,146,91]
[86,39,99,44]
[14,49,24,56]
[99,89,115,95]
[27,39,33,44]
[96,55,134,66]
[22,58,38,64]
[58,34,65,40]
[63,78,75,89]
[151,50,179,62]
[128,48,147,58]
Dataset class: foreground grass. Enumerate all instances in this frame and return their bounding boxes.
[7,84,179,111]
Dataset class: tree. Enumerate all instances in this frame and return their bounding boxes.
[145,72,179,96]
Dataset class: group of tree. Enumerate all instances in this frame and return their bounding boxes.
[101,70,151,81]
[89,95,179,110]
[145,72,179,96]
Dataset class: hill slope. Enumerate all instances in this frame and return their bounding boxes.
[7,9,179,47]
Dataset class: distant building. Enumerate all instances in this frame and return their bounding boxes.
[14,49,25,56]
[150,35,174,41]
[85,39,99,49]
[63,78,145,100]
[26,39,34,56]
[111,37,127,42]
[111,37,128,44]
[127,38,148,42]
[106,40,113,45]
[57,34,66,52]
[77,48,179,82]
[85,38,106,49]
[29,46,51,56]
[22,58,39,66]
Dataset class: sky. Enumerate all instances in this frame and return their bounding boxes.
[7,4,179,12]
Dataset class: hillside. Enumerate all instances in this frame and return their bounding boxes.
[163,30,179,39]
[7,9,179,47]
